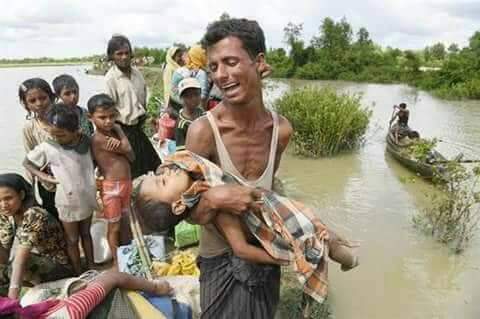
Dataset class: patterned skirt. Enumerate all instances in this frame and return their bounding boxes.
[198,253,280,319]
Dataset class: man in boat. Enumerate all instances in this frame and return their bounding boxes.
[184,18,293,318]
[390,103,412,143]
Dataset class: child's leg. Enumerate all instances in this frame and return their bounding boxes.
[107,221,121,267]
[328,230,358,271]
[79,216,95,269]
[62,221,82,275]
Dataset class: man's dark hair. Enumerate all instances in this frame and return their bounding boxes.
[45,103,79,132]
[202,18,266,59]
[107,34,133,61]
[134,193,185,233]
[52,74,79,96]
[87,93,116,114]
[399,103,407,109]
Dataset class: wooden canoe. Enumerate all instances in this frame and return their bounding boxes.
[385,133,448,180]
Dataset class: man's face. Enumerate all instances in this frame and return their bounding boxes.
[112,46,131,69]
[207,36,264,106]
[59,87,79,108]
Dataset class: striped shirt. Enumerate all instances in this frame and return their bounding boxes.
[175,108,204,151]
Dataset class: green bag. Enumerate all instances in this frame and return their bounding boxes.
[174,221,201,248]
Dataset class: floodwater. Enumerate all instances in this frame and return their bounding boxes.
[1,66,480,318]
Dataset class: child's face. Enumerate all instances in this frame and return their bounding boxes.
[0,186,23,217]
[25,88,51,117]
[49,126,78,145]
[90,107,118,132]
[112,46,131,69]
[140,166,192,204]
[59,87,79,108]
[181,88,201,110]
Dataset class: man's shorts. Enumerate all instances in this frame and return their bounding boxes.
[100,180,132,223]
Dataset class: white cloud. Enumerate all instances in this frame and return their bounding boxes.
[0,0,478,58]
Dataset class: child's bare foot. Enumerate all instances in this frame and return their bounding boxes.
[341,256,359,272]
[152,280,174,296]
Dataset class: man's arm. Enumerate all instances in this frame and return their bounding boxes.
[215,213,283,265]
[274,115,293,173]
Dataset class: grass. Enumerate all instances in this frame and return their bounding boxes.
[275,86,371,157]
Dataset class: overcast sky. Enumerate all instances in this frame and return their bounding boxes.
[1,0,479,59]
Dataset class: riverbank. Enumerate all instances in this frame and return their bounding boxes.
[0,61,90,68]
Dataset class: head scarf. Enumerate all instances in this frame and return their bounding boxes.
[0,173,34,206]
[166,46,181,70]
[186,45,207,70]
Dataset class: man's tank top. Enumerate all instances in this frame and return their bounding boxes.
[199,111,279,257]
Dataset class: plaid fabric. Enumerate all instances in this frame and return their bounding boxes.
[163,151,331,303]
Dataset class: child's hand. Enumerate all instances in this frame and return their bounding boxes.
[152,280,174,296]
[106,136,121,151]
[40,174,59,185]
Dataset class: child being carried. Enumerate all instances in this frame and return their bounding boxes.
[134,150,359,304]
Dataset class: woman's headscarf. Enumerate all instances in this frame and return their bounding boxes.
[166,46,181,70]
[186,45,207,70]
[0,173,34,206]
[163,46,182,103]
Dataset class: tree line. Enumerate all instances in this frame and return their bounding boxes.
[266,17,480,99]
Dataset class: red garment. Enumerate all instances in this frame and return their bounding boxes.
[0,296,58,319]
[157,113,176,140]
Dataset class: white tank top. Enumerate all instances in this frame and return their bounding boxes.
[199,111,279,257]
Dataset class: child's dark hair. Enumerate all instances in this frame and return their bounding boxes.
[18,78,55,114]
[202,18,266,59]
[107,34,133,61]
[134,193,185,233]
[45,103,79,132]
[52,74,79,96]
[0,173,35,208]
[399,103,407,109]
[87,93,116,114]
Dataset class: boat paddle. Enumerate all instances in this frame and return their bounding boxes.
[433,159,480,164]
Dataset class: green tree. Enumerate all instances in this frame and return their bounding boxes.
[430,42,446,60]
[469,31,480,53]
[447,43,459,54]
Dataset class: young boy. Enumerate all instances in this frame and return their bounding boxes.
[174,78,204,151]
[134,150,359,304]
[52,74,94,136]
[88,94,135,267]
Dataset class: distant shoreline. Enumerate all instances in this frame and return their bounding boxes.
[0,62,91,69]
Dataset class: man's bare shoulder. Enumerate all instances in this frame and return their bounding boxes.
[185,115,215,158]
[277,114,293,144]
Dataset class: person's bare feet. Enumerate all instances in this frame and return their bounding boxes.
[152,280,174,296]
[341,256,359,272]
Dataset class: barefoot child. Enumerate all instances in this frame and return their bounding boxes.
[175,78,204,151]
[23,105,97,275]
[52,74,94,136]
[88,94,134,267]
[134,151,359,304]
[18,78,59,218]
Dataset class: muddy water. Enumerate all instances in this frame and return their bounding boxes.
[1,66,480,318]
[269,79,480,319]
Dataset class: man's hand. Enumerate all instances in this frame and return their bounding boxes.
[106,136,121,151]
[203,185,263,216]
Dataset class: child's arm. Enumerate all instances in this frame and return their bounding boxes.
[215,213,284,265]
[23,158,59,185]
[112,124,135,162]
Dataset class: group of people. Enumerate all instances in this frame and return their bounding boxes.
[0,17,360,318]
